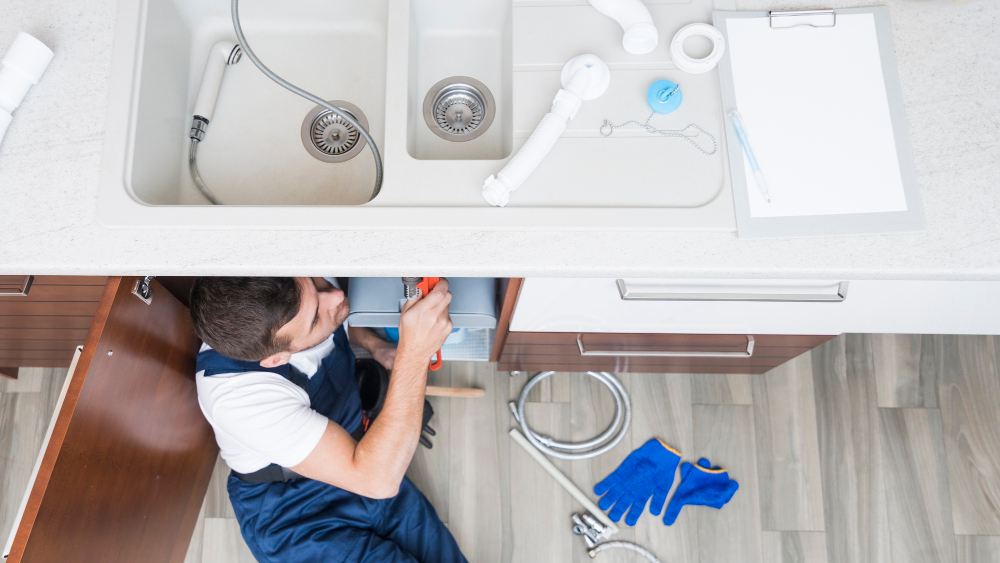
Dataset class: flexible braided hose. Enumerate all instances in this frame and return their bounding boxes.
[231,0,383,201]
[512,371,630,460]
[589,541,661,562]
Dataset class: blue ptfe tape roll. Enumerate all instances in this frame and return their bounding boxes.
[647,79,682,114]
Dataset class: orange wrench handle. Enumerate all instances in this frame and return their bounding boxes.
[429,349,443,371]
[416,277,443,371]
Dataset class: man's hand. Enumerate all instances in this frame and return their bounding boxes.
[370,342,397,370]
[348,326,398,369]
[397,279,453,365]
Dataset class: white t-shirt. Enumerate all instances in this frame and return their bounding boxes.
[196,334,337,474]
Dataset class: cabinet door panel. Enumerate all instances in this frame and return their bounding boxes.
[6,276,217,563]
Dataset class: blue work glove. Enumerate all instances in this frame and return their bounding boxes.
[661,457,739,526]
[594,439,682,526]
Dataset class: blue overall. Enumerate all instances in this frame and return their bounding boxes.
[197,326,467,563]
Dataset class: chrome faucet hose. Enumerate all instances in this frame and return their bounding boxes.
[232,0,384,201]
[511,371,630,460]
[189,137,222,206]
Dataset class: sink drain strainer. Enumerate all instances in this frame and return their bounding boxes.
[422,76,495,142]
[301,100,370,163]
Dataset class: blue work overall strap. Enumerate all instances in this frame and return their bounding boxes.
[196,327,364,483]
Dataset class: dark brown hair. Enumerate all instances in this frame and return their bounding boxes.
[189,277,301,361]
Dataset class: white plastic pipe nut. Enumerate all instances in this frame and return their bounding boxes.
[0,32,54,141]
[588,0,658,55]
[670,23,725,74]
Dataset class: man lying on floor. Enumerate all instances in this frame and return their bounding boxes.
[189,277,466,563]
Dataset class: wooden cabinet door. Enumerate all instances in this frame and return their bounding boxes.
[6,276,218,563]
[498,331,835,374]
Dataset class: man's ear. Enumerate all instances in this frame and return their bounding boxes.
[260,351,292,368]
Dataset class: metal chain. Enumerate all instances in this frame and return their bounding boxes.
[600,111,718,156]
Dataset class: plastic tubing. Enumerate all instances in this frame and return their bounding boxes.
[587,0,658,55]
[510,428,620,534]
[483,55,608,207]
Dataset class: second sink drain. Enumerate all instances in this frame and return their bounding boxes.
[422,76,495,142]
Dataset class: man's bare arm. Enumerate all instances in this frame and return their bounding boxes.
[290,280,453,498]
[348,325,397,369]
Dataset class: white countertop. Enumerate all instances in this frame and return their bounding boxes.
[0,0,998,279]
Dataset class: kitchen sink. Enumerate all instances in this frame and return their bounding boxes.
[98,0,738,230]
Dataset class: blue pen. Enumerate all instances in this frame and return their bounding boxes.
[729,109,770,203]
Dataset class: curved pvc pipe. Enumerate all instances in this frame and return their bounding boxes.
[483,54,609,207]
[588,0,658,55]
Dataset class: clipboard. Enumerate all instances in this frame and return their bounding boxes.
[714,7,924,239]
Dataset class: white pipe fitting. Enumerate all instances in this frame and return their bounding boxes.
[588,0,658,55]
[483,54,610,207]
[0,33,54,142]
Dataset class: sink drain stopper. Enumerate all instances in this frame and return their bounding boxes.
[301,100,370,163]
[422,76,495,142]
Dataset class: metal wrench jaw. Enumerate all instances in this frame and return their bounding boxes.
[401,277,422,300]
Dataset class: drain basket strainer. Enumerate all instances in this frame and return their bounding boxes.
[422,76,495,142]
[301,100,370,163]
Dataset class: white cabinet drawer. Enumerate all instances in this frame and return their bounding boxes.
[510,278,1000,335]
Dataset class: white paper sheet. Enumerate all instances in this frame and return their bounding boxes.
[726,14,907,218]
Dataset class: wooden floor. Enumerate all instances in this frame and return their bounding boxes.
[4,335,1000,562]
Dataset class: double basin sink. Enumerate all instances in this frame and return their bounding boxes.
[97,0,735,230]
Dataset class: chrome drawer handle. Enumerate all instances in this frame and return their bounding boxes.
[577,335,754,358]
[0,275,33,296]
[616,279,848,302]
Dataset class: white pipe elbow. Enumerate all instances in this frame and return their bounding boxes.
[588,0,658,55]
[482,55,610,208]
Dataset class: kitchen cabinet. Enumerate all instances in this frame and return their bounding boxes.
[5,276,216,563]
[493,278,1000,374]
[0,275,108,372]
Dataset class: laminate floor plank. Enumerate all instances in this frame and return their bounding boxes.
[936,335,1000,535]
[447,361,513,563]
[205,454,236,519]
[201,518,256,563]
[812,335,891,563]
[691,404,763,563]
[508,369,571,403]
[0,392,45,549]
[879,408,957,563]
[570,372,636,563]
[630,372,696,563]
[690,373,754,405]
[753,354,825,531]
[956,535,1000,563]
[761,531,829,563]
[509,402,574,563]
[405,364,452,524]
[872,334,939,408]
[0,367,44,393]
